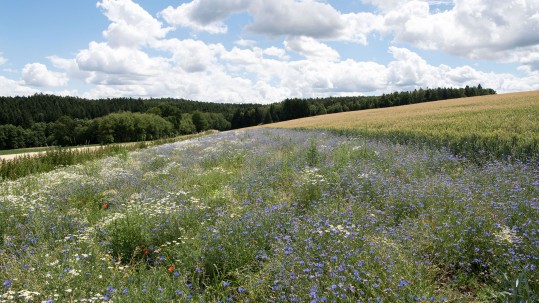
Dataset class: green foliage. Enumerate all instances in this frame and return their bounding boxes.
[95,112,173,144]
[196,218,271,288]
[192,111,209,132]
[206,113,231,130]
[146,106,162,116]
[0,124,38,149]
[0,212,3,248]
[282,98,311,120]
[486,266,535,303]
[305,139,320,167]
[295,168,325,211]
[178,113,196,134]
[107,213,150,263]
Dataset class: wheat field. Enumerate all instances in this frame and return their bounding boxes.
[265,91,539,161]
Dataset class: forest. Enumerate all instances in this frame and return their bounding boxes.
[0,85,495,149]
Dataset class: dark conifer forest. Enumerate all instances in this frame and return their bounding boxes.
[0,85,495,149]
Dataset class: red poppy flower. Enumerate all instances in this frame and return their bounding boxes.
[168,265,175,272]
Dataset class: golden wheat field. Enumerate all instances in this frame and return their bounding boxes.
[265,91,539,160]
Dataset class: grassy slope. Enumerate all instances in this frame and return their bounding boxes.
[265,91,539,160]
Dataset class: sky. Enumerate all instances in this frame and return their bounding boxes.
[1,0,539,103]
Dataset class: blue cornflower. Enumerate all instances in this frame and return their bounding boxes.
[309,286,317,298]
[398,279,409,287]
[2,280,12,288]
[222,281,230,287]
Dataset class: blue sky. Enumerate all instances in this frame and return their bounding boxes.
[1,0,538,103]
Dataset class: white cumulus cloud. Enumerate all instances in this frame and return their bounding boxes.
[245,0,344,38]
[153,38,223,73]
[49,56,92,80]
[263,46,289,60]
[339,12,384,45]
[98,0,171,48]
[21,63,68,87]
[387,46,437,87]
[235,39,257,47]
[384,46,539,93]
[285,36,340,62]
[76,42,168,77]
[160,0,250,34]
[161,0,350,40]
[378,0,539,67]
[0,76,37,96]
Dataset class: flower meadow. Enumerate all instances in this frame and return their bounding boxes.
[1,129,538,302]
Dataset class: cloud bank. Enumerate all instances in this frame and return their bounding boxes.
[3,0,539,102]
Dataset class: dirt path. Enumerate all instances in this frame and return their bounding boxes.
[0,146,105,162]
[0,151,48,161]
[0,132,217,162]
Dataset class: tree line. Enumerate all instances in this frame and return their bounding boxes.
[0,85,495,149]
